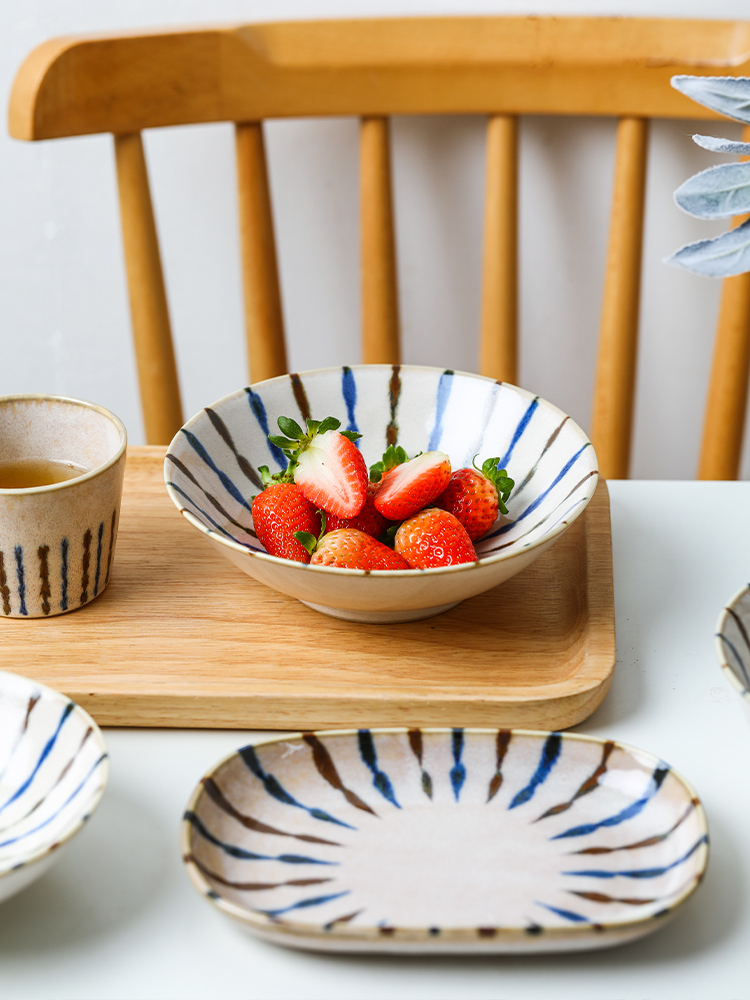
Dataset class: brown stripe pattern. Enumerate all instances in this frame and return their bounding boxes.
[303,733,378,814]
[37,544,51,615]
[80,528,92,605]
[488,730,512,802]
[0,550,10,615]
[536,741,615,820]
[201,777,341,846]
[290,372,311,423]
[104,510,116,587]
[407,728,433,798]
[386,365,401,446]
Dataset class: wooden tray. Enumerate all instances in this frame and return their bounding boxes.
[1,447,615,730]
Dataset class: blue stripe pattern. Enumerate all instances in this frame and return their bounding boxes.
[427,370,454,451]
[510,735,562,809]
[0,673,108,888]
[180,429,254,514]
[240,746,355,828]
[14,547,26,617]
[60,539,68,611]
[245,388,287,468]
[358,730,400,808]
[450,729,466,801]
[552,766,668,839]
[341,366,359,437]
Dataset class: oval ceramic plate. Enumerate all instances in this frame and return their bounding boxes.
[181,728,707,953]
[715,583,750,723]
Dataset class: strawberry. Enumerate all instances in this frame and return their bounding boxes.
[252,483,321,563]
[373,450,451,521]
[435,458,514,540]
[322,482,393,539]
[394,508,477,568]
[269,416,368,519]
[300,527,411,570]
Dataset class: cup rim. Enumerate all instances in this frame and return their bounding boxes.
[0,394,127,495]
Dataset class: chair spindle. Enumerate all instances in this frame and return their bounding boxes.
[479,114,519,385]
[113,131,183,445]
[235,122,288,385]
[591,116,649,479]
[360,116,400,365]
[698,125,750,480]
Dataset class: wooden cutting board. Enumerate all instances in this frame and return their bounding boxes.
[1,447,615,730]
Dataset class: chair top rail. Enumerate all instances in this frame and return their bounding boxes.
[9,16,750,140]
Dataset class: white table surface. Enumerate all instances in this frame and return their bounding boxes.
[2,480,749,1000]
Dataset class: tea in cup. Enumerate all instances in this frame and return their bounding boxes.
[0,395,127,618]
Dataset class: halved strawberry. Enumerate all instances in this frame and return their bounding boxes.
[300,527,411,570]
[394,508,477,568]
[322,482,393,539]
[269,416,368,519]
[373,450,451,521]
[435,458,514,541]
[252,483,321,563]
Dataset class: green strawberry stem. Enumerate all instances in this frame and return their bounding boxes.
[474,456,514,515]
[369,444,409,482]
[293,510,327,556]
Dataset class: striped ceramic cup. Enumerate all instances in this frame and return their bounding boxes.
[0,395,127,618]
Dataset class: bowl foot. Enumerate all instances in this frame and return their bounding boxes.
[299,600,462,623]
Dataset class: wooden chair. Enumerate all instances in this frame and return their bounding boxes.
[8,16,750,477]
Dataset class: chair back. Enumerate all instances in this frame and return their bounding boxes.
[9,17,750,476]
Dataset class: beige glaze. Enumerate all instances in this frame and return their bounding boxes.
[0,396,127,618]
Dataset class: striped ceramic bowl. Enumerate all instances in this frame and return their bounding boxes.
[0,670,109,903]
[165,366,598,623]
[715,584,750,725]
[181,728,708,953]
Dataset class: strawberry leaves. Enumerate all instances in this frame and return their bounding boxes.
[475,457,514,515]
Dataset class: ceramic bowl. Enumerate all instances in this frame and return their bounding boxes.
[0,670,109,903]
[0,394,127,618]
[164,365,598,623]
[715,583,750,725]
[181,727,708,954]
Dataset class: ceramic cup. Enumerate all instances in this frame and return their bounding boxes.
[0,395,127,618]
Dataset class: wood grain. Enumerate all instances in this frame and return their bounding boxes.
[480,113,518,384]
[9,19,750,139]
[235,121,288,384]
[360,116,400,365]
[113,133,183,445]
[591,117,648,480]
[0,448,615,731]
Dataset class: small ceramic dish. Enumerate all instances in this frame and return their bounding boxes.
[715,583,750,725]
[181,727,707,953]
[0,670,109,903]
[164,365,598,623]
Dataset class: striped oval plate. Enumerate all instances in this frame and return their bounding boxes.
[181,728,707,953]
[716,583,750,724]
[0,670,109,902]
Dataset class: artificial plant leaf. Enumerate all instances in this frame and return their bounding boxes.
[692,133,750,155]
[672,75,750,125]
[674,160,750,218]
[665,217,750,277]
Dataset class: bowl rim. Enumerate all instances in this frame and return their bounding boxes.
[0,669,109,879]
[0,394,127,496]
[164,365,599,577]
[180,726,708,944]
[715,582,750,701]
